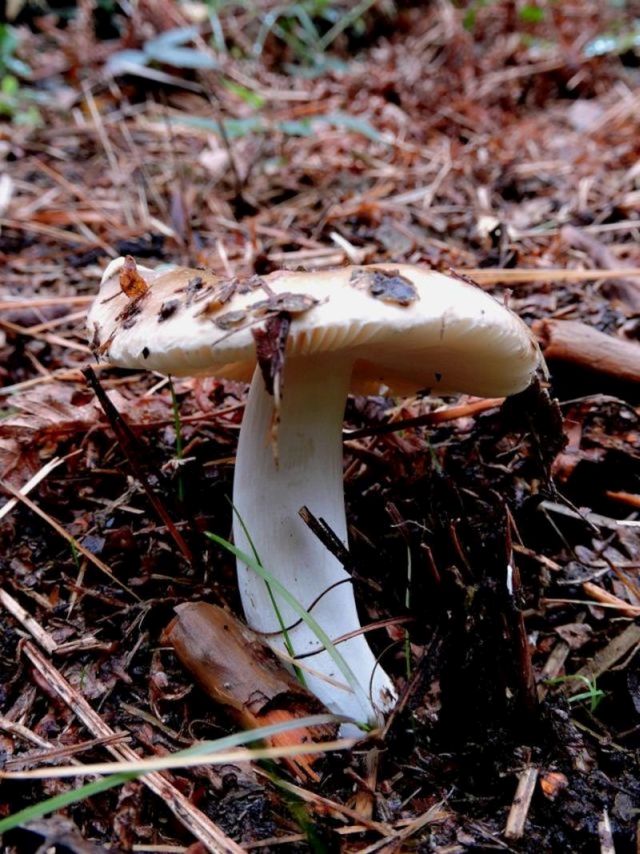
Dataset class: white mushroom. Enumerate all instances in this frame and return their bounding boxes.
[88,261,540,727]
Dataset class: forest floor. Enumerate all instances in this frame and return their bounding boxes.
[1,2,640,852]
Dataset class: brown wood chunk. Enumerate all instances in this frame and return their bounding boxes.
[163,602,337,782]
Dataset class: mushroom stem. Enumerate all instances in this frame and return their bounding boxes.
[233,356,396,725]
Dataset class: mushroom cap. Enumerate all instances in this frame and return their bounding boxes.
[88,259,540,397]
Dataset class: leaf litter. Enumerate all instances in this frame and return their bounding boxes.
[1,1,640,851]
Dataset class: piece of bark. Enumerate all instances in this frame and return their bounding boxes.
[561,225,640,313]
[533,319,640,385]
[164,602,337,781]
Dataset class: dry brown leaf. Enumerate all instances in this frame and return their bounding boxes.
[119,255,150,300]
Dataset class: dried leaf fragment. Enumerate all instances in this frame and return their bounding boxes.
[252,312,291,401]
[250,291,319,316]
[119,255,149,300]
[540,771,569,800]
[213,309,249,330]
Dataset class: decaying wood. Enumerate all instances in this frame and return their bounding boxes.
[164,602,337,782]
[20,641,245,854]
[533,319,640,384]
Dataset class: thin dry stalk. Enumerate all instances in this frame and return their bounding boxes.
[0,589,58,655]
[504,766,539,840]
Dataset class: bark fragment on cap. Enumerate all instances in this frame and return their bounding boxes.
[349,267,419,306]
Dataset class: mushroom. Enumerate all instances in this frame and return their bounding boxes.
[88,259,540,727]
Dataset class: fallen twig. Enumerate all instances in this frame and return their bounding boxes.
[464,267,640,287]
[504,766,539,840]
[582,582,640,619]
[0,480,140,601]
[0,589,58,655]
[533,319,640,384]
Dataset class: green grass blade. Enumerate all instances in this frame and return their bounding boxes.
[0,772,137,835]
[206,531,371,723]
[0,713,346,834]
[228,500,305,685]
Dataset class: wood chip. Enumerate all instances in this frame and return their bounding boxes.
[164,602,336,783]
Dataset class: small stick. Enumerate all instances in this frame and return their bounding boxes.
[4,733,128,772]
[0,217,96,245]
[582,582,640,619]
[254,767,394,838]
[298,505,354,571]
[0,296,93,311]
[344,397,504,440]
[504,766,539,840]
[83,366,194,566]
[570,623,640,693]
[598,808,616,854]
[0,364,109,398]
[0,589,58,655]
[606,491,640,510]
[538,640,571,701]
[0,717,56,749]
[20,641,246,854]
[0,454,72,523]
[463,267,640,286]
[0,318,92,355]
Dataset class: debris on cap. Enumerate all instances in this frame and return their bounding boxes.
[349,267,419,306]
[119,255,150,300]
[88,258,540,398]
